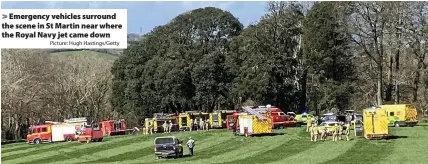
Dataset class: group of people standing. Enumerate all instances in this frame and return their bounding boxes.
[188,118,210,131]
[306,119,351,142]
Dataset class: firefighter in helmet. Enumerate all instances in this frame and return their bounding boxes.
[168,120,173,133]
[200,119,205,131]
[148,122,153,135]
[309,124,314,141]
[162,121,167,133]
[332,123,339,141]
[189,119,194,132]
[306,119,313,132]
[345,122,351,141]
[338,123,343,140]
[319,125,326,141]
[205,119,209,130]
[312,124,319,142]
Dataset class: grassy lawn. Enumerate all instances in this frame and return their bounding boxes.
[2,125,428,164]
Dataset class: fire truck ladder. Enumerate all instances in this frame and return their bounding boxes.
[242,106,265,120]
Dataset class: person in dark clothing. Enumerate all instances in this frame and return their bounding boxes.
[232,119,238,135]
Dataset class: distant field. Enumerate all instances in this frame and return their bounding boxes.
[2,125,428,164]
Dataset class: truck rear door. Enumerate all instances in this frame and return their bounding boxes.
[373,110,388,135]
[405,105,417,122]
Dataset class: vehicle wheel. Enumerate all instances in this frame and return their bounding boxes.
[98,138,103,142]
[34,138,41,144]
[394,122,400,127]
[244,132,248,137]
[279,125,284,129]
[66,136,73,142]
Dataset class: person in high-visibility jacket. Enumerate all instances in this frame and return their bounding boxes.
[306,119,313,132]
[200,119,205,131]
[345,123,351,141]
[338,123,343,140]
[205,119,209,130]
[189,119,194,132]
[312,125,319,142]
[319,126,326,141]
[332,124,339,142]
[162,122,168,133]
[168,120,173,133]
[309,125,314,141]
[148,122,153,135]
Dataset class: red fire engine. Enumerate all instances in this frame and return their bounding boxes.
[226,112,247,130]
[26,122,78,144]
[228,105,297,130]
[100,119,127,136]
[255,105,297,128]
[76,123,104,143]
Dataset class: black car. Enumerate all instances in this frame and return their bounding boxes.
[154,136,183,159]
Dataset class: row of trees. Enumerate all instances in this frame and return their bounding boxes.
[111,1,428,124]
[1,50,116,140]
[2,1,428,140]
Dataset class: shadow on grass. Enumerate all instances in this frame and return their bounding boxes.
[387,135,408,140]
[157,154,193,160]
[253,132,286,137]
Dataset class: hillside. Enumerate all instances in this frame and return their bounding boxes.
[2,126,428,164]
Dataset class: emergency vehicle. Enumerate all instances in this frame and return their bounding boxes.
[209,110,235,128]
[295,113,316,124]
[238,106,273,137]
[187,111,209,131]
[76,123,104,143]
[152,113,178,133]
[363,107,389,139]
[99,119,127,136]
[248,105,297,128]
[177,113,190,131]
[64,117,88,134]
[26,122,78,144]
[380,104,418,127]
[226,112,248,130]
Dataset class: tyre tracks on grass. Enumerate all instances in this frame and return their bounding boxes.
[44,132,199,164]
[2,142,83,161]
[179,131,298,164]
[1,143,32,152]
[2,144,38,154]
[269,138,357,164]
[11,134,151,164]
[379,127,428,164]
[85,131,222,164]
[224,129,312,164]
[320,139,393,164]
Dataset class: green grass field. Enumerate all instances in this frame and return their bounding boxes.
[2,125,428,164]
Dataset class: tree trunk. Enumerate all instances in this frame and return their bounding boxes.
[299,70,307,113]
[386,53,393,102]
[377,63,383,106]
[394,39,400,104]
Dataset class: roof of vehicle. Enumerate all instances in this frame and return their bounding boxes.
[323,113,336,116]
[30,124,49,128]
[320,121,340,124]
[154,136,178,139]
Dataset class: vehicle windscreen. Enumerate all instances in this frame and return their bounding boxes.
[155,138,175,144]
[213,114,218,121]
[325,115,336,121]
[28,128,33,134]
